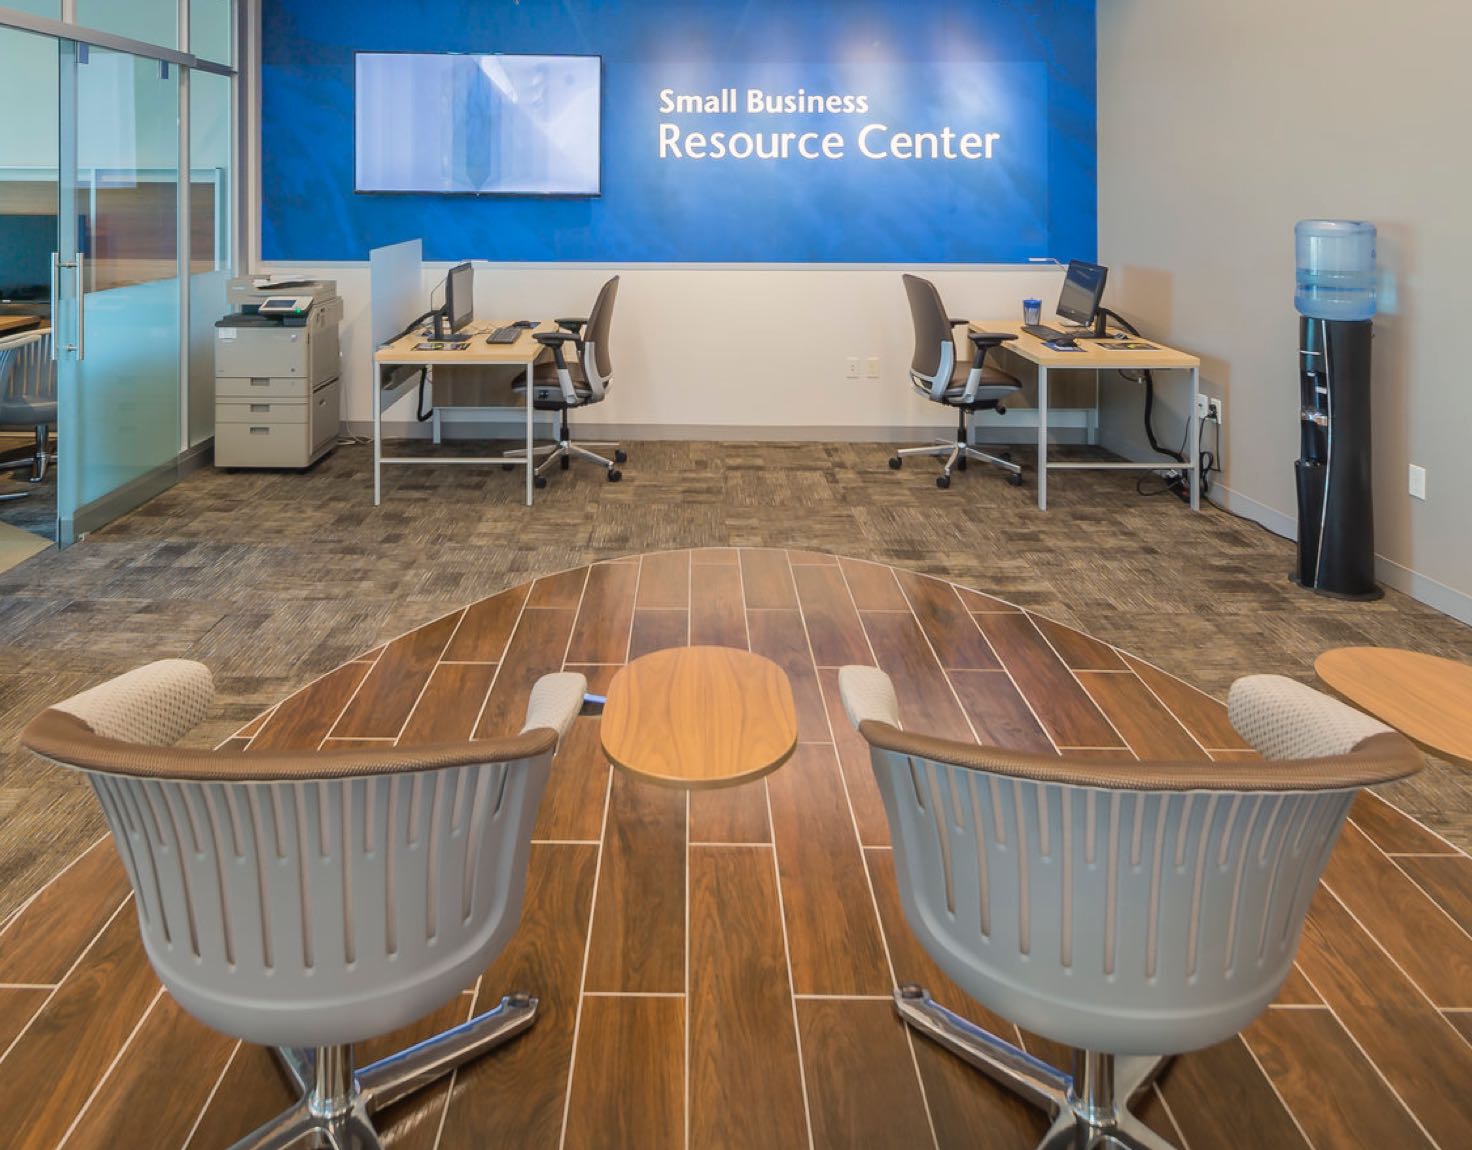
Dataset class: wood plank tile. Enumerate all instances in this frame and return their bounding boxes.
[181,1044,293,1149]
[218,736,250,750]
[534,715,610,842]
[747,609,829,742]
[691,547,737,565]
[1351,791,1458,855]
[788,549,838,565]
[792,564,873,667]
[0,907,162,1150]
[767,744,890,995]
[563,996,684,1150]
[1244,1007,1435,1150]
[949,669,1056,754]
[689,847,808,1150]
[1296,886,1472,1147]
[1273,963,1322,1005]
[441,583,531,662]
[0,839,129,985]
[688,780,771,844]
[1320,822,1472,1006]
[1209,748,1262,762]
[628,607,689,661]
[895,568,1002,669]
[319,737,394,750]
[796,999,932,1150]
[234,708,273,737]
[636,549,690,609]
[439,843,598,1148]
[973,613,1123,748]
[1078,671,1207,759]
[1155,1037,1311,1150]
[565,561,639,665]
[818,666,890,847]
[1394,854,1472,933]
[689,563,747,650]
[0,987,48,1052]
[838,557,909,611]
[475,608,576,738]
[63,993,236,1150]
[354,644,387,662]
[331,611,463,739]
[398,662,496,744]
[526,565,589,608]
[585,771,686,993]
[739,548,797,609]
[860,609,975,742]
[1120,653,1252,750]
[249,660,371,751]
[1031,615,1128,670]
[1446,1010,1472,1044]
[566,663,620,697]
[956,585,1021,612]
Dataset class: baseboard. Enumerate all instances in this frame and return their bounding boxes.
[62,457,178,546]
[1210,482,1298,541]
[178,438,214,476]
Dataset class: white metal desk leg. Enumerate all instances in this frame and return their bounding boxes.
[1036,364,1049,511]
[1189,366,1201,511]
[373,370,382,507]
[524,362,534,507]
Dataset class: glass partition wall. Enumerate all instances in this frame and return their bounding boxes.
[0,3,235,545]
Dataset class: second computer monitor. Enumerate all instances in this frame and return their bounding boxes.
[444,261,475,334]
[1055,260,1107,327]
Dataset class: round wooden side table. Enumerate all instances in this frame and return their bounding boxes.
[600,645,798,788]
[1314,646,1472,766]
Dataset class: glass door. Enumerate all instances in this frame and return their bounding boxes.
[55,39,180,543]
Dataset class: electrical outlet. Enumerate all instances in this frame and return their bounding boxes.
[866,356,880,378]
[845,356,859,379]
[1206,397,1223,424]
[1195,393,1210,419]
[1409,464,1427,500]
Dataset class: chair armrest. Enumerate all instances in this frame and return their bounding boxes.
[51,659,214,747]
[555,317,588,335]
[948,317,971,328]
[838,666,902,730]
[533,331,580,347]
[1228,674,1395,760]
[968,331,1019,348]
[521,672,588,745]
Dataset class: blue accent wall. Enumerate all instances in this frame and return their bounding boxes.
[261,0,1096,263]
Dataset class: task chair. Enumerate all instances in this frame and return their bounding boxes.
[0,328,56,501]
[509,275,626,486]
[891,274,1024,489]
[22,659,586,1150]
[838,666,1422,1150]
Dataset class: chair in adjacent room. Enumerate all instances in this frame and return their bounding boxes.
[21,658,587,1150]
[837,665,1422,1150]
[891,273,1024,489]
[0,328,57,502]
[510,274,626,486]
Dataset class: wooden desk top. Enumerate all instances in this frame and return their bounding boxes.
[601,645,798,789]
[374,320,555,367]
[972,320,1200,370]
[1315,646,1472,767]
[0,316,45,337]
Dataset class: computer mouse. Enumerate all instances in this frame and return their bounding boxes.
[1050,336,1077,348]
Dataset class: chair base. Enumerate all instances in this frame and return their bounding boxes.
[894,986,1175,1150]
[226,992,538,1150]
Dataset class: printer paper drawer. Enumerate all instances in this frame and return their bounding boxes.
[215,328,307,378]
[216,398,306,426]
[217,375,309,401]
[215,421,311,469]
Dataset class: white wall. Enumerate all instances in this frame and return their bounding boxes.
[1097,0,1472,621]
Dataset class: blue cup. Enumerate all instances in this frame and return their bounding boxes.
[1022,298,1042,325]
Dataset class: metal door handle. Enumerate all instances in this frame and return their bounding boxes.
[49,252,60,361]
[74,252,85,360]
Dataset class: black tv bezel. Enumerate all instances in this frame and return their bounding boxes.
[352,50,604,199]
[1056,259,1108,326]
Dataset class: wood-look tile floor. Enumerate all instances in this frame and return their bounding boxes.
[2,549,1469,1149]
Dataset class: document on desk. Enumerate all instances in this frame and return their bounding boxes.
[1045,342,1088,352]
[1101,340,1157,351]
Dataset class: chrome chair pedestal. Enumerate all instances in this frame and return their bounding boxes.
[229,993,538,1150]
[894,986,1173,1150]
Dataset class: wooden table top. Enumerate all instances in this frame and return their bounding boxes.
[0,315,44,337]
[374,319,554,366]
[601,646,798,789]
[972,319,1201,370]
[1316,646,1472,766]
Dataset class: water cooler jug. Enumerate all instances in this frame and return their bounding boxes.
[1293,219,1381,599]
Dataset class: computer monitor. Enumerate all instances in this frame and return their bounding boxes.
[1055,260,1108,330]
[437,261,474,338]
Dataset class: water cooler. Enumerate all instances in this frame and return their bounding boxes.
[1293,219,1381,599]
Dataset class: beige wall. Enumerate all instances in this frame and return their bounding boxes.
[1096,0,1472,621]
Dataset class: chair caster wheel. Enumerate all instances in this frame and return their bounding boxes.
[614,449,628,463]
[936,474,951,489]
[534,475,548,489]
[998,451,1013,463]
[607,469,622,483]
[560,455,570,470]
[1007,473,1024,487]
[889,457,902,470]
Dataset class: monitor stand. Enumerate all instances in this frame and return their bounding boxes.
[1064,312,1115,340]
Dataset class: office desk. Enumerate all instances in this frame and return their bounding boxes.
[372,321,553,506]
[0,316,44,336]
[973,322,1201,511]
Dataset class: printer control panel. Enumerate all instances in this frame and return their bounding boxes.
[257,295,313,318]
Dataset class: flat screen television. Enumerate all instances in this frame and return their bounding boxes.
[355,52,601,196]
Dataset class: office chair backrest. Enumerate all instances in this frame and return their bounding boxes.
[839,667,1422,1057]
[0,329,53,407]
[581,275,619,399]
[903,274,956,402]
[22,659,585,1049]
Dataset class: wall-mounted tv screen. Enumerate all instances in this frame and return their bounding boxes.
[355,52,601,196]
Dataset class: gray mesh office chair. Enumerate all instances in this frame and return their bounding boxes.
[22,659,586,1150]
[0,328,56,501]
[509,275,626,486]
[890,274,1024,489]
[838,666,1422,1150]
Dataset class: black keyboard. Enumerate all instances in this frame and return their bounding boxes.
[1021,323,1070,341]
[486,326,522,344]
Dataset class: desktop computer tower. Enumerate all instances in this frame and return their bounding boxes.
[1293,316,1380,598]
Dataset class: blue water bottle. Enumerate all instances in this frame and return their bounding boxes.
[1294,220,1376,321]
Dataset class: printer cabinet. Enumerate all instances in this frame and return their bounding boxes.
[215,377,339,469]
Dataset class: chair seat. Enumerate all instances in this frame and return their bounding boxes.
[0,397,57,424]
[513,361,596,411]
[932,362,1021,408]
